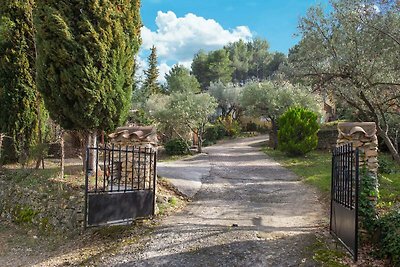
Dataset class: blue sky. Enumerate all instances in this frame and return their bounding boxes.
[139,0,329,81]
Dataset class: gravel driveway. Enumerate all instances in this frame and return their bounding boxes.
[98,135,325,266]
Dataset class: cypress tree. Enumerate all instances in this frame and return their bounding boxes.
[0,0,43,163]
[143,45,160,95]
[34,0,141,134]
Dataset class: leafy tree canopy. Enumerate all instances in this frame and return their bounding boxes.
[208,81,242,118]
[35,0,141,132]
[0,0,44,160]
[191,49,233,90]
[146,91,217,152]
[288,0,400,163]
[165,64,201,94]
[241,80,321,148]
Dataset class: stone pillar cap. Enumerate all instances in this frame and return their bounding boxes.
[338,122,376,138]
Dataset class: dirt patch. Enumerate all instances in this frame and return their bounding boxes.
[0,178,186,267]
[96,136,327,266]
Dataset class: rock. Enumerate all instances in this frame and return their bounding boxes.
[367,157,378,163]
[365,150,378,157]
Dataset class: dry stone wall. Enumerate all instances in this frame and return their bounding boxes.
[0,176,84,233]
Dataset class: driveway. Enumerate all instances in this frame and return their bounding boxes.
[98,135,325,266]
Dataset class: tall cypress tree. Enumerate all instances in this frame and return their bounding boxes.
[34,0,141,135]
[0,0,43,162]
[143,45,160,95]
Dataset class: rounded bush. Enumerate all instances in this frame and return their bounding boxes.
[164,139,187,155]
[278,107,319,156]
[204,124,226,143]
[246,121,258,132]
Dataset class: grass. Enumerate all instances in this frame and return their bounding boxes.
[262,147,332,195]
[263,147,400,206]
[377,153,400,209]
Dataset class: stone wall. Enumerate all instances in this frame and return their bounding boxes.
[317,127,338,150]
[0,177,84,233]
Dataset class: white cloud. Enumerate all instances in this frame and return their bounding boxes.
[158,62,171,83]
[139,11,252,83]
[142,11,252,62]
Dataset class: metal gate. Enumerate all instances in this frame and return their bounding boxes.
[84,145,157,227]
[330,143,359,261]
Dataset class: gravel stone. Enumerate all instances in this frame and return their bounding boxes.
[99,135,325,267]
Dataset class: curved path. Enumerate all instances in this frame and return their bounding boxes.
[100,135,325,266]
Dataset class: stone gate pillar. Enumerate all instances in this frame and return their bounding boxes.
[337,122,379,202]
[337,122,378,174]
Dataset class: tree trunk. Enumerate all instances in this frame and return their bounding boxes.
[88,130,98,174]
[79,131,88,171]
[197,130,203,153]
[60,130,65,178]
[270,119,278,150]
[378,127,400,165]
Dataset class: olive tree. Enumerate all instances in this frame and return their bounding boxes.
[146,92,217,153]
[241,81,321,149]
[289,0,400,163]
[208,81,243,118]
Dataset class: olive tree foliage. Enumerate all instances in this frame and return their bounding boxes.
[146,92,218,153]
[241,81,321,149]
[208,81,243,118]
[288,0,400,164]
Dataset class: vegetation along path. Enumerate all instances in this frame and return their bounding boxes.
[99,135,325,266]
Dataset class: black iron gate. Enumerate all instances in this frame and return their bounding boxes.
[84,145,157,227]
[330,143,359,261]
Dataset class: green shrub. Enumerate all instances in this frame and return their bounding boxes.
[164,139,188,155]
[378,208,400,265]
[378,156,397,174]
[257,124,270,134]
[13,205,39,224]
[278,107,319,156]
[219,116,241,137]
[359,170,378,233]
[204,124,226,143]
[245,121,258,132]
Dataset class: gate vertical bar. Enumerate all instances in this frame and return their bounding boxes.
[103,147,107,191]
[125,146,128,192]
[84,147,90,229]
[330,148,335,232]
[149,148,153,189]
[95,147,99,192]
[118,145,122,191]
[152,150,157,215]
[131,147,135,189]
[144,147,148,189]
[354,147,360,262]
[138,148,141,190]
[111,144,114,191]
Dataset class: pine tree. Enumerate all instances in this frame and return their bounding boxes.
[34,0,141,134]
[165,65,200,94]
[143,45,160,95]
[0,0,44,163]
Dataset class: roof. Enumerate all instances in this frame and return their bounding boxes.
[108,126,157,145]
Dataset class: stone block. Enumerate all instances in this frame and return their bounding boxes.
[365,150,378,157]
